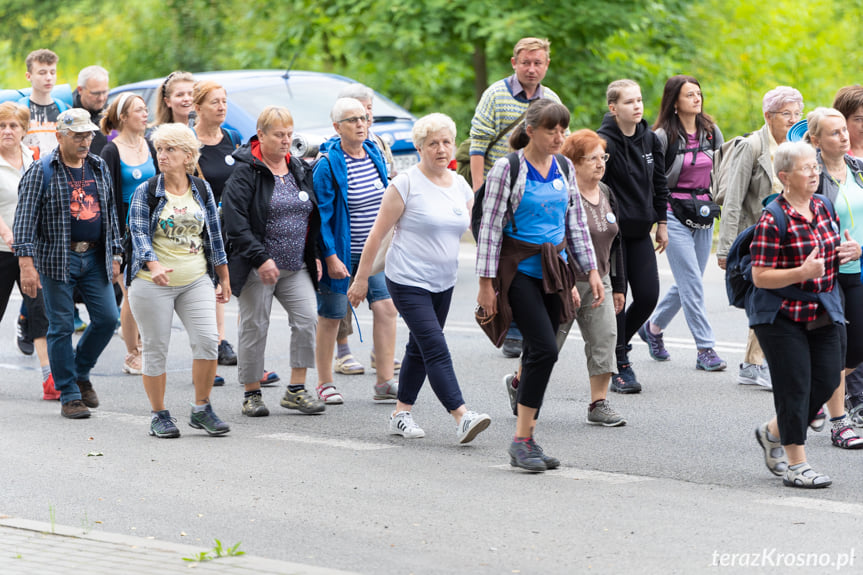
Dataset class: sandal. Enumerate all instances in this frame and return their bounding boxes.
[334,354,365,375]
[809,407,826,432]
[783,462,832,488]
[831,424,863,449]
[755,423,787,476]
[316,383,344,405]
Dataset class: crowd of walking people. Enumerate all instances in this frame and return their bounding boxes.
[5,40,863,489]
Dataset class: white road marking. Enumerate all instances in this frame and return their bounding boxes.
[758,496,863,517]
[492,465,653,484]
[96,410,151,425]
[258,432,396,451]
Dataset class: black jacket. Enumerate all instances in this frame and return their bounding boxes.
[597,113,669,239]
[72,89,108,155]
[222,137,320,295]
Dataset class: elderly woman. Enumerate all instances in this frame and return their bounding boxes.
[155,71,195,127]
[752,141,860,488]
[313,97,398,405]
[126,123,231,438]
[222,106,324,417]
[477,99,602,471]
[0,102,56,399]
[640,75,726,371]
[806,108,863,448]
[349,113,490,442]
[100,93,157,376]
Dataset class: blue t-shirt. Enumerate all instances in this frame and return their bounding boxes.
[503,157,568,278]
[67,163,103,243]
[120,157,156,206]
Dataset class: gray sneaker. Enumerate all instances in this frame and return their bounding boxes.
[586,399,626,427]
[242,393,270,417]
[189,403,230,436]
[849,403,863,428]
[738,363,772,389]
[503,372,518,416]
[374,379,398,401]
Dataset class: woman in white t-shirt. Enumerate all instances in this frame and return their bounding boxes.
[348,113,491,444]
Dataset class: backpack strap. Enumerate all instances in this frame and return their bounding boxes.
[222,127,242,149]
[40,153,53,194]
[505,152,520,233]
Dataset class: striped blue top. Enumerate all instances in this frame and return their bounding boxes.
[346,154,385,252]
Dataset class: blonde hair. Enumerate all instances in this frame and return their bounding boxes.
[256,106,294,133]
[0,102,30,133]
[513,37,550,59]
[606,79,640,105]
[150,123,200,173]
[156,71,195,125]
[411,113,456,150]
[804,107,845,144]
[101,93,145,135]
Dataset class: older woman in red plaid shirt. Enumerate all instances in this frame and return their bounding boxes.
[751,141,861,489]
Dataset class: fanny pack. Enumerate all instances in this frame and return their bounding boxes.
[668,187,720,229]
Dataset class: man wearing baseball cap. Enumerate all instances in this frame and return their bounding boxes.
[13,108,123,419]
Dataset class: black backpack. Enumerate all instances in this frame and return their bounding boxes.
[470,153,570,242]
[725,194,836,309]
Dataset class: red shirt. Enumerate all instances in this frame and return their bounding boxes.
[750,195,840,323]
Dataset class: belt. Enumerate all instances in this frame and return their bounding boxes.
[70,241,98,253]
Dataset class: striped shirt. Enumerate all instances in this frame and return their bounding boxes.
[346,154,385,252]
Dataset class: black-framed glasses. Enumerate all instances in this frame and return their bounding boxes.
[338,115,370,125]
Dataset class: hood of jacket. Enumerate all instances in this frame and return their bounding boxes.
[232,135,292,173]
[598,112,649,146]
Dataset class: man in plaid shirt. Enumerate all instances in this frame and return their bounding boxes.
[13,108,122,420]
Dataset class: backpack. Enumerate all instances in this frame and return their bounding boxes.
[470,152,570,242]
[711,131,760,206]
[725,194,836,309]
[456,110,527,188]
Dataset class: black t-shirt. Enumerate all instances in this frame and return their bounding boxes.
[67,164,103,242]
[197,132,237,204]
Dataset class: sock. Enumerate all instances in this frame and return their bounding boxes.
[765,429,780,443]
[513,436,530,442]
[288,384,304,393]
[511,373,519,389]
[337,342,350,358]
[191,402,208,412]
[244,390,261,399]
[831,414,848,430]
[788,462,806,470]
[589,400,603,410]
[648,321,662,335]
[41,365,51,380]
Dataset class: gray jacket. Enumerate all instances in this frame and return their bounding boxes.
[655,125,724,189]
[716,123,774,258]
[815,150,863,205]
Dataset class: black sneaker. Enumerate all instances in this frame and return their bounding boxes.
[508,439,546,472]
[217,340,237,366]
[189,403,230,435]
[610,363,642,394]
[150,410,180,438]
[17,314,34,356]
[501,338,522,358]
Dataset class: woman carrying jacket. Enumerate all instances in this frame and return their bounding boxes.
[222,106,324,417]
[597,79,669,395]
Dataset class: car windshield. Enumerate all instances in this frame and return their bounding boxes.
[229,79,412,131]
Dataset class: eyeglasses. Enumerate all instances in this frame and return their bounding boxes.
[793,164,822,175]
[581,153,610,163]
[70,132,95,143]
[85,89,109,98]
[338,115,370,125]
[774,110,803,121]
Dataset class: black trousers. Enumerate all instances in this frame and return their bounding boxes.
[615,234,659,362]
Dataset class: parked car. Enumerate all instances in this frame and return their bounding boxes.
[109,70,420,172]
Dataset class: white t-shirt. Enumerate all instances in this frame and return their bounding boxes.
[385,166,472,292]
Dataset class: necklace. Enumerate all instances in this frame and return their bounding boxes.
[64,163,89,220]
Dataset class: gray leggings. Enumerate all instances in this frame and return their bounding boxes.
[128,274,218,376]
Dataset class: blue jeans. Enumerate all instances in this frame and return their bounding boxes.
[651,213,715,349]
[386,279,464,411]
[40,249,119,403]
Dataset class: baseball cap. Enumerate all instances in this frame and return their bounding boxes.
[57,108,99,133]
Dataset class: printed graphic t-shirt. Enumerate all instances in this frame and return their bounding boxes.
[24,101,61,157]
[67,164,102,242]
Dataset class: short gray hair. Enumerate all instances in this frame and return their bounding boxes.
[762,86,803,115]
[77,65,108,89]
[774,141,815,175]
[330,97,365,123]
[338,84,374,103]
[412,113,456,150]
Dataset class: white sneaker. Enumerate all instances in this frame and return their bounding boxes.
[737,363,772,389]
[389,411,425,438]
[456,411,491,444]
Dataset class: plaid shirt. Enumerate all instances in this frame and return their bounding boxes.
[750,195,840,322]
[126,174,227,286]
[475,150,597,278]
[12,150,121,283]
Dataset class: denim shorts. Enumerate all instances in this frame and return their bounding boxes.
[316,253,391,319]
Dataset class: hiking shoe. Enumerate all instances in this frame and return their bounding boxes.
[217,339,237,366]
[783,463,831,489]
[123,349,143,375]
[737,363,771,389]
[335,354,365,375]
[501,338,522,358]
[638,323,670,361]
[503,372,518,416]
[810,408,827,432]
[189,403,230,435]
[316,383,344,405]
[610,363,641,394]
[370,350,401,374]
[42,374,61,401]
[242,393,270,417]
[831,424,863,449]
[76,380,99,408]
[149,410,180,438]
[259,371,280,386]
[755,422,787,476]
[587,399,626,427]
[508,439,546,472]
[848,403,863,428]
[73,308,87,332]
[389,410,425,438]
[213,374,225,387]
[61,399,90,419]
[696,348,727,372]
[528,438,560,470]
[374,379,398,401]
[457,411,491,444]
[16,314,33,355]
[280,388,325,414]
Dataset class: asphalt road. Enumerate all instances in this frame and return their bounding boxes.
[1,244,861,574]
